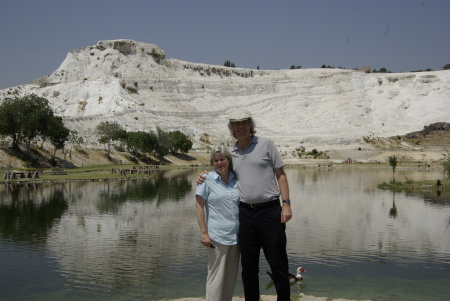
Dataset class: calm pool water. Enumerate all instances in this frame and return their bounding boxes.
[0,167,449,301]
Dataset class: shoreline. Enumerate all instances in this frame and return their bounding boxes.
[165,294,371,301]
[1,147,447,186]
[0,145,447,170]
[0,160,446,185]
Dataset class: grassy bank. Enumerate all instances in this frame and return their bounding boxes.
[1,161,447,187]
[0,163,205,184]
[378,177,450,192]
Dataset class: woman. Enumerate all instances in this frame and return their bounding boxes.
[195,146,240,301]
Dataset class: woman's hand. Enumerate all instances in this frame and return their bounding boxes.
[201,233,213,248]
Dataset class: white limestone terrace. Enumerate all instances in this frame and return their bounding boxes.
[1,39,449,156]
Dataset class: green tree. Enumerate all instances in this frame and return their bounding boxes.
[47,116,70,165]
[224,60,236,67]
[154,127,172,163]
[125,131,158,156]
[0,96,22,149]
[443,63,450,70]
[22,96,55,155]
[443,148,450,178]
[388,155,398,181]
[125,131,144,155]
[95,121,127,159]
[68,130,84,151]
[67,130,84,160]
[0,94,55,152]
[169,130,193,154]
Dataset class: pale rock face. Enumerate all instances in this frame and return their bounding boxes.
[1,39,449,153]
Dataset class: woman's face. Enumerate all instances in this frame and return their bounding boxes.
[230,119,251,140]
[212,154,230,175]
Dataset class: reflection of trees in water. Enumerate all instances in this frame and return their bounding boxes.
[40,171,196,295]
[96,170,192,213]
[153,171,192,202]
[0,184,68,242]
[386,189,449,219]
[423,190,450,206]
[404,189,450,206]
[389,192,398,219]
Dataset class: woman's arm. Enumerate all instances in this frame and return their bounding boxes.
[195,195,212,247]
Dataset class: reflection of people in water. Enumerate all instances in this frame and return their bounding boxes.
[195,146,240,301]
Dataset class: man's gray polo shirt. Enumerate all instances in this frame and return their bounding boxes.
[230,136,284,204]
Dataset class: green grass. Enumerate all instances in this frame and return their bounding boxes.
[378,178,450,192]
[0,164,187,183]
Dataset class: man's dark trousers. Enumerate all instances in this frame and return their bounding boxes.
[239,202,290,301]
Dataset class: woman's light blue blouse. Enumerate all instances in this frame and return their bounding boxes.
[196,169,240,245]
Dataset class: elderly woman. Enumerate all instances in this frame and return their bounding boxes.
[195,146,240,301]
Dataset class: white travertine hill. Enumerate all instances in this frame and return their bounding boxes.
[1,39,449,153]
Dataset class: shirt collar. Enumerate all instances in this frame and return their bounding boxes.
[211,169,236,182]
[232,136,258,152]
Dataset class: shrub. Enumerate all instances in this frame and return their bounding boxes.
[149,48,165,61]
[126,155,139,164]
[126,86,138,94]
[78,101,87,111]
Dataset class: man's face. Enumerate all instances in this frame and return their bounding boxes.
[230,119,251,139]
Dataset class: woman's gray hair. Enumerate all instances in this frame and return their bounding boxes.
[227,118,256,139]
[210,145,233,170]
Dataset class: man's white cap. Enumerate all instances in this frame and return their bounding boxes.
[229,108,252,122]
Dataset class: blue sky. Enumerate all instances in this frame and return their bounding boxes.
[1,0,449,89]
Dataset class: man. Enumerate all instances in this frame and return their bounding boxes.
[200,108,293,300]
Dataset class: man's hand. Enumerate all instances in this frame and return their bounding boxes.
[281,204,292,223]
[197,170,208,185]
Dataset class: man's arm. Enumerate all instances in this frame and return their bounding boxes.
[275,167,292,223]
[197,170,208,184]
